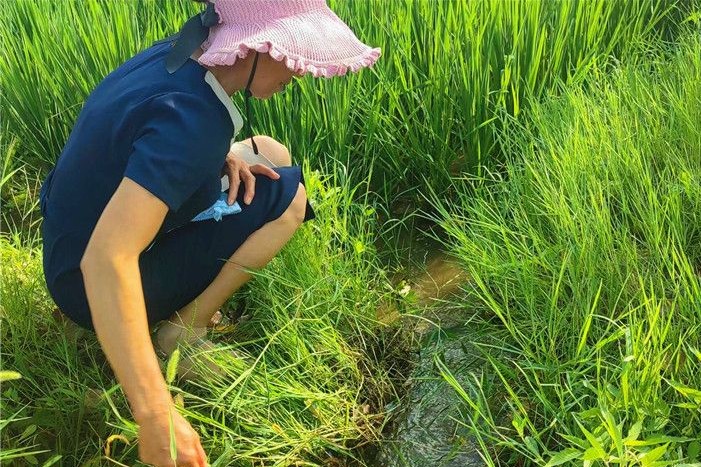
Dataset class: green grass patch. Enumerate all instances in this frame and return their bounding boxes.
[0,167,410,466]
[433,33,701,465]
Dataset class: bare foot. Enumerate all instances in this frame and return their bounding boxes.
[154,323,250,382]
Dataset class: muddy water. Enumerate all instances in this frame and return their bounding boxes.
[357,244,486,466]
[374,252,468,328]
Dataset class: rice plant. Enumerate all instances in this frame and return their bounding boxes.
[433,32,701,465]
[1,0,694,203]
[1,137,43,241]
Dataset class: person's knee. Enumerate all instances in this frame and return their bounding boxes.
[280,183,307,227]
[245,135,292,167]
[261,135,292,167]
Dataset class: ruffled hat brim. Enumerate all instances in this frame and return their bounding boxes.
[197,5,381,78]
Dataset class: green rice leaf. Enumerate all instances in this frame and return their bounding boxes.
[545,448,582,466]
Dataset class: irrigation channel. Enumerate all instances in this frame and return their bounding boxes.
[345,231,485,467]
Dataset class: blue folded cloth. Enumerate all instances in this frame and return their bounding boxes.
[191,192,242,222]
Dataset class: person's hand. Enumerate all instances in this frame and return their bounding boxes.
[221,152,280,206]
[137,405,208,467]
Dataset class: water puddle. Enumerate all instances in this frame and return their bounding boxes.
[354,231,485,466]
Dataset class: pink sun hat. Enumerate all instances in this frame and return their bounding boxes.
[196,0,382,78]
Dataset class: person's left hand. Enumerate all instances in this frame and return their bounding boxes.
[221,152,280,206]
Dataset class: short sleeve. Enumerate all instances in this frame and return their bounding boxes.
[124,92,232,212]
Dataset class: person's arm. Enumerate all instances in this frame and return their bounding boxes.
[80,176,171,421]
[81,176,208,466]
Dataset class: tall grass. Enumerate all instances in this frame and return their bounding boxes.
[1,136,43,240]
[3,0,701,464]
[1,0,694,203]
[433,33,701,465]
[0,168,408,466]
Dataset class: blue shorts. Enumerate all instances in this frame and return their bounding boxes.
[50,166,314,331]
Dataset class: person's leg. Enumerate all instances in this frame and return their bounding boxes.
[154,135,301,353]
[233,134,292,168]
[155,182,307,353]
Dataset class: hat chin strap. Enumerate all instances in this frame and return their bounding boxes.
[243,51,260,155]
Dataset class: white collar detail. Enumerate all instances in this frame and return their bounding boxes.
[204,70,243,139]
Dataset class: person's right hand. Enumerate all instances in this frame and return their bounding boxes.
[220,151,280,206]
[137,405,208,467]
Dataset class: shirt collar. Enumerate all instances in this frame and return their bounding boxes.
[203,70,243,139]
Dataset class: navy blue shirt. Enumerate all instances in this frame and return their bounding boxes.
[40,40,241,289]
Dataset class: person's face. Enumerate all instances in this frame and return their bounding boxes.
[249,52,304,99]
